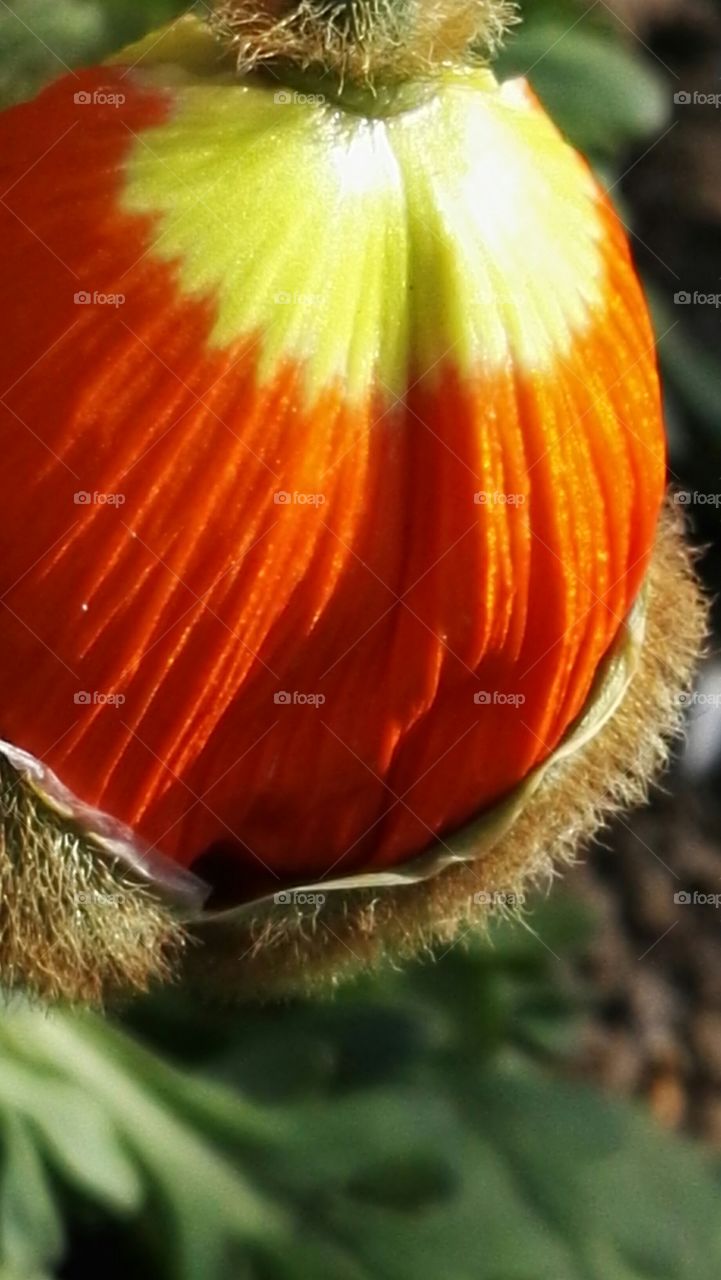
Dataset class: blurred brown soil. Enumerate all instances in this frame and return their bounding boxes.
[558,0,721,1144]
[567,783,721,1144]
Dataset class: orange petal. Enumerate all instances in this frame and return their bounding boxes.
[0,65,665,896]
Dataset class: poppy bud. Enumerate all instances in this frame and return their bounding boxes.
[0,6,705,1001]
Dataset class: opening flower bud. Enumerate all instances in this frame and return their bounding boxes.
[0,5,705,1002]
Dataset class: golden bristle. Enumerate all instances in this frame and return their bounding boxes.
[0,758,187,1006]
[211,0,518,85]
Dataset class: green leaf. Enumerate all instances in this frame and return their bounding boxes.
[247,1068,721,1280]
[465,1067,721,1280]
[648,289,721,449]
[0,0,190,108]
[0,1011,283,1280]
[0,1114,63,1275]
[0,0,107,106]
[0,1052,142,1212]
[0,926,720,1280]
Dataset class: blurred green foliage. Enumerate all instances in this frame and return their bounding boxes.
[2,904,721,1280]
[497,0,670,159]
[0,0,188,107]
[0,2,719,1277]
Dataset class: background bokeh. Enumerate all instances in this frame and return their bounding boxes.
[1,2,721,1277]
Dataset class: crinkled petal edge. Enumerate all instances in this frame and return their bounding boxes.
[0,503,705,1004]
[183,503,707,999]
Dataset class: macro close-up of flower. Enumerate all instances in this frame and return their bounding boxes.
[2,2,721,1277]
[0,0,706,1001]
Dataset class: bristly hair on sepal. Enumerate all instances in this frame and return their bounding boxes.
[0,754,188,1007]
[210,0,519,87]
